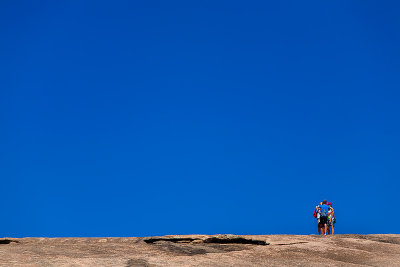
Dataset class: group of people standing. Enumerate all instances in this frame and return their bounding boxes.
[314,199,336,235]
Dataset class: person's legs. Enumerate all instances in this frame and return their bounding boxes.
[318,223,323,235]
[327,226,331,235]
[331,225,334,235]
[320,216,328,235]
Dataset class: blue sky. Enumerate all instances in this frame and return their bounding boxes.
[1,1,399,237]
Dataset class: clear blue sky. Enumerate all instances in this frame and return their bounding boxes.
[1,1,399,237]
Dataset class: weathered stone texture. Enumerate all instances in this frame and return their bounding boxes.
[0,234,399,266]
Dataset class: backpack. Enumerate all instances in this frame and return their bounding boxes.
[313,208,317,218]
[332,214,336,224]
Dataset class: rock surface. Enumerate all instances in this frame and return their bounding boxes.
[0,234,400,266]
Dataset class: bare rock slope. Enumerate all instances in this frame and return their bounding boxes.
[1,234,400,266]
